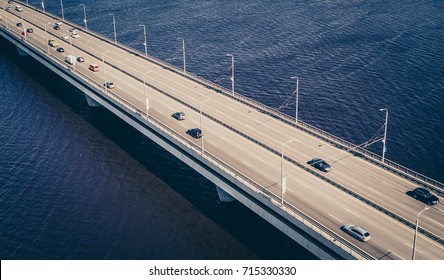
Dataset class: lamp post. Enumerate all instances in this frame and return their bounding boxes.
[199,98,210,154]
[179,37,186,73]
[41,0,45,12]
[379,108,388,163]
[60,0,64,21]
[138,24,147,58]
[143,71,152,118]
[79,4,87,30]
[281,139,294,206]
[291,76,299,124]
[109,14,116,43]
[102,50,111,91]
[226,54,234,96]
[412,206,429,260]
[44,21,51,55]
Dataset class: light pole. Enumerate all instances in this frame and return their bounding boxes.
[199,98,210,154]
[102,50,111,91]
[109,14,116,43]
[41,0,45,12]
[60,0,64,21]
[143,71,152,118]
[281,139,294,206]
[291,76,299,124]
[139,24,147,58]
[379,108,388,163]
[226,54,234,96]
[44,21,51,55]
[179,37,186,73]
[412,206,429,260]
[79,4,87,30]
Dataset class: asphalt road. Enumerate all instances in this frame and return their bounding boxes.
[2,1,443,259]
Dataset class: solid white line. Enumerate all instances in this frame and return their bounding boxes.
[367,187,382,195]
[328,213,343,223]
[425,217,444,227]
[387,249,405,260]
[403,243,423,254]
[241,160,251,167]
[344,208,360,217]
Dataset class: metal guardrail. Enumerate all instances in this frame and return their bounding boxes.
[3,6,441,258]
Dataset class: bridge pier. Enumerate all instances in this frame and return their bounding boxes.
[84,94,101,107]
[16,45,30,57]
[215,185,235,202]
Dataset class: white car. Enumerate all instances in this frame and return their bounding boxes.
[341,224,371,242]
[61,34,69,40]
[71,33,79,38]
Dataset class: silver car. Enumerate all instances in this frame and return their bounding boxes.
[341,224,371,242]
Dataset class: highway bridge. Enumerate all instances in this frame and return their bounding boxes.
[1,1,443,260]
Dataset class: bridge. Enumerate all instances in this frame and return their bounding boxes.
[1,1,443,260]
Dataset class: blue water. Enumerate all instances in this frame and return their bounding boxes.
[1,0,443,259]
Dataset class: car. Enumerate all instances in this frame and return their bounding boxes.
[26,28,33,33]
[172,112,185,120]
[21,31,28,36]
[71,33,79,38]
[69,27,77,33]
[6,7,12,11]
[53,25,60,30]
[104,82,115,89]
[8,0,13,4]
[56,47,64,53]
[55,21,63,26]
[187,128,202,139]
[307,158,332,172]
[16,22,22,27]
[61,34,68,40]
[88,64,99,72]
[76,57,85,63]
[341,224,371,242]
[410,187,439,205]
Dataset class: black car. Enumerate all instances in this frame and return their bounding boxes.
[411,187,439,205]
[56,47,64,53]
[187,128,202,139]
[54,25,60,30]
[16,22,22,27]
[307,158,332,172]
[172,112,185,120]
[26,28,33,33]
[77,57,85,63]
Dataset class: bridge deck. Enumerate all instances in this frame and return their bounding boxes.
[1,1,443,259]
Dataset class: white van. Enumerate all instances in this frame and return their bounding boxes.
[65,55,76,65]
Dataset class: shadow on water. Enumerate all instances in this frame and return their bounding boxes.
[1,37,317,260]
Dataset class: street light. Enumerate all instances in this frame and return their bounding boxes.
[178,37,186,73]
[79,4,87,30]
[291,76,299,124]
[226,54,234,96]
[109,14,116,43]
[281,139,294,206]
[379,108,388,163]
[139,24,148,58]
[41,0,45,12]
[412,206,429,260]
[199,98,210,154]
[102,50,111,91]
[60,0,64,21]
[44,21,51,55]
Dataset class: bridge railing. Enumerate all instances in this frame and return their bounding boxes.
[11,1,443,192]
[0,9,402,260]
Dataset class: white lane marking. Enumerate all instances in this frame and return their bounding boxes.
[328,213,343,223]
[387,249,405,260]
[344,208,360,217]
[425,217,444,227]
[256,156,266,163]
[367,187,382,195]
[221,136,230,143]
[241,160,251,167]
[404,243,423,254]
